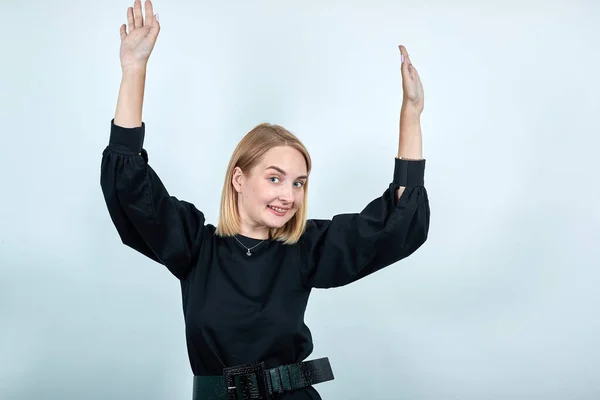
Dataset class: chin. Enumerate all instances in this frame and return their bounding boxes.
[267,217,291,228]
[264,209,296,228]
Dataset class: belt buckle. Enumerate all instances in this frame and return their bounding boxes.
[223,361,270,400]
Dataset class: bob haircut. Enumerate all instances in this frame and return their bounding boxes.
[215,122,312,245]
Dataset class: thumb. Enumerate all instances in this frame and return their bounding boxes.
[149,14,160,38]
[152,13,160,30]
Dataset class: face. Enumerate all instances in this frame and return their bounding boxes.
[233,146,308,235]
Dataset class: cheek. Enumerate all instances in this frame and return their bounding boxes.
[294,192,305,208]
[242,186,261,207]
[252,184,272,205]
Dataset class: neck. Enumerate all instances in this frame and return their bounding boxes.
[237,225,270,240]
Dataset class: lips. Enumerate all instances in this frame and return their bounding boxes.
[268,205,289,216]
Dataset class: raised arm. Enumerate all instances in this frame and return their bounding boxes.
[115,0,159,128]
[299,45,430,288]
[100,1,207,280]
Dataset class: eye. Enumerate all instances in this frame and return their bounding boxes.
[269,176,305,188]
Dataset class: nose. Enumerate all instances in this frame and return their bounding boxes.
[278,183,294,202]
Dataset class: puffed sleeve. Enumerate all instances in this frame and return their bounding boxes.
[100,119,207,280]
[299,158,430,289]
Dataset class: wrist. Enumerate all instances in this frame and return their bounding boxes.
[121,64,147,78]
[401,104,421,120]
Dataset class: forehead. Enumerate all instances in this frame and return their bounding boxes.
[256,146,307,174]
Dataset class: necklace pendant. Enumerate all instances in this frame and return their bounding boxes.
[246,250,252,256]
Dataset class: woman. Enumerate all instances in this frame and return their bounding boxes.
[100,1,430,399]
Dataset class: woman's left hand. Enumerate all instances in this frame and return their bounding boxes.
[399,45,424,114]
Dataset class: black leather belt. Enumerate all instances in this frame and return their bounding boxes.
[192,357,334,400]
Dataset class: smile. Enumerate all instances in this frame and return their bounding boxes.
[268,205,288,216]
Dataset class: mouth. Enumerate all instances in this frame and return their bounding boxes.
[267,205,290,217]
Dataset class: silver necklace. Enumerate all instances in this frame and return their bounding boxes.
[233,235,265,256]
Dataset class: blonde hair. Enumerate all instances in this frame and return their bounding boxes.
[215,122,312,245]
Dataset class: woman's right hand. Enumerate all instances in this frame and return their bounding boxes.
[119,0,160,70]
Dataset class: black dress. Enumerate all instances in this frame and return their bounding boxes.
[100,120,430,398]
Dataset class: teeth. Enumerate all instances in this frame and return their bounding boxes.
[269,206,286,213]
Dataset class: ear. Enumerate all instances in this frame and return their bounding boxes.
[231,166,244,193]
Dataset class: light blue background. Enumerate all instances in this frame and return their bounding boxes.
[1,0,599,399]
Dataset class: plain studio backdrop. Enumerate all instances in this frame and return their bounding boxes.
[1,0,599,399]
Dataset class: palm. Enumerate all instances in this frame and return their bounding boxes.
[121,27,156,67]
[119,0,160,69]
[399,45,425,113]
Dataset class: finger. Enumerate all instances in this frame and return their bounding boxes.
[120,24,127,40]
[399,45,410,77]
[127,7,134,32]
[145,0,154,26]
[399,45,413,66]
[134,0,143,28]
[149,13,160,37]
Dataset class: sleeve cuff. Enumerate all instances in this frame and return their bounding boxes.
[393,157,425,187]
[108,118,145,154]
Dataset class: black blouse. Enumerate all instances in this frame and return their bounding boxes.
[100,120,430,397]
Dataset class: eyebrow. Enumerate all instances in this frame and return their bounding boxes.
[265,166,308,180]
